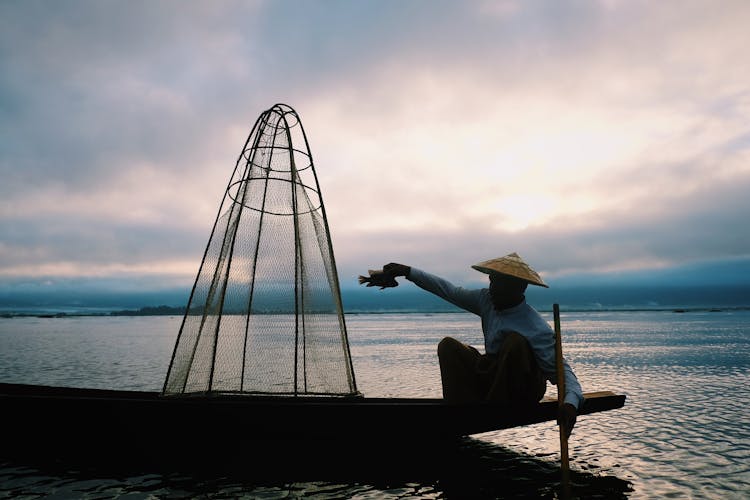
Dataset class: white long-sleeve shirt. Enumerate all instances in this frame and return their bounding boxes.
[407,267,584,408]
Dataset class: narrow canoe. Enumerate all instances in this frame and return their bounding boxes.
[1,382,624,461]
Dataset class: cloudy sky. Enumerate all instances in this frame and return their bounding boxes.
[1,0,749,305]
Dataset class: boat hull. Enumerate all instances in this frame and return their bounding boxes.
[0,383,625,471]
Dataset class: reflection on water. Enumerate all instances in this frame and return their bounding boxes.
[1,310,749,498]
[0,437,632,499]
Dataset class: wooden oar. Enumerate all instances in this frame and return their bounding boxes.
[553,303,571,496]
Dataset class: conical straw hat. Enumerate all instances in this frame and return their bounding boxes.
[471,252,549,288]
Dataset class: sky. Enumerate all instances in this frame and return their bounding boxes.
[1,0,750,309]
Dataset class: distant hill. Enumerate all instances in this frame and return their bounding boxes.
[1,261,749,315]
[110,305,186,316]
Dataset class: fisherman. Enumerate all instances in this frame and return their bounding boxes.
[361,253,581,436]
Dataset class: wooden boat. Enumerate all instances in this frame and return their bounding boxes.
[0,382,624,466]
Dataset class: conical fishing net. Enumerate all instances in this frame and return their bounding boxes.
[163,104,358,397]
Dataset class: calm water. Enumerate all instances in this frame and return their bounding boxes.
[1,310,749,499]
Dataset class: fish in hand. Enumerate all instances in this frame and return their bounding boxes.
[358,269,399,289]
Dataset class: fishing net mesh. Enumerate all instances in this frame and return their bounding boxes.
[163,104,358,396]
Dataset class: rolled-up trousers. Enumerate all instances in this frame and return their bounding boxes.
[437,332,546,404]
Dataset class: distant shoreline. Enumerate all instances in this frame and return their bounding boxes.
[1,305,749,318]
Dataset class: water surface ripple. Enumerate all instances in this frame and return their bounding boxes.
[1,310,748,498]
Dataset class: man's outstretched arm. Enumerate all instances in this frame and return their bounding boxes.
[384,264,484,315]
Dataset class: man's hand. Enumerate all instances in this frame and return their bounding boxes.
[357,263,411,290]
[383,263,411,277]
[557,403,577,438]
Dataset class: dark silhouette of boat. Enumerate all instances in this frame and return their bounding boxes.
[0,382,623,465]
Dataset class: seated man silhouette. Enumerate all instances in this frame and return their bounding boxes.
[377,253,581,435]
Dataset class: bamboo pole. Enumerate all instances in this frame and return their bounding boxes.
[553,303,571,495]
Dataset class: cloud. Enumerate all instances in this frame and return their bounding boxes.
[332,162,750,284]
[1,0,749,302]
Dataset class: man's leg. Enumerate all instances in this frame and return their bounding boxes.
[437,337,482,403]
[485,332,546,405]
